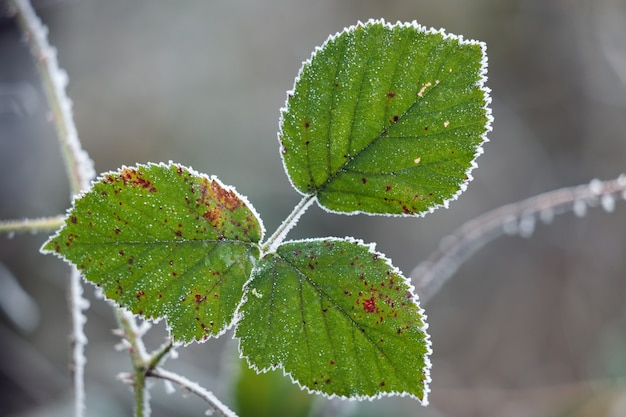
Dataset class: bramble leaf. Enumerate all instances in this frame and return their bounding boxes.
[279,19,491,216]
[236,238,431,402]
[42,162,263,343]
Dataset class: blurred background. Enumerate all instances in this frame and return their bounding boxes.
[1,0,626,416]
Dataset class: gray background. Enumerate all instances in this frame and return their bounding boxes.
[1,0,626,416]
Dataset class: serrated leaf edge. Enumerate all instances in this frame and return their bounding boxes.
[235,235,432,404]
[278,18,493,218]
[40,161,266,346]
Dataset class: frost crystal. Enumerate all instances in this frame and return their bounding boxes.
[573,200,587,217]
[602,194,616,212]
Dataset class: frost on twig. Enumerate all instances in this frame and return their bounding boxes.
[412,175,626,303]
[0,215,65,236]
[11,0,94,194]
[147,368,238,417]
[10,2,96,417]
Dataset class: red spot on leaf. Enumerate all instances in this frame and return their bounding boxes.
[363,297,376,313]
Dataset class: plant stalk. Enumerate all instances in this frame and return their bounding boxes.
[0,215,65,236]
[263,194,316,253]
[10,2,95,417]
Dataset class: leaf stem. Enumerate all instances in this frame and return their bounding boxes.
[262,194,316,253]
[412,174,626,303]
[0,215,65,236]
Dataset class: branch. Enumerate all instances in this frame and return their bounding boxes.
[147,367,238,417]
[116,311,152,417]
[10,0,94,195]
[0,215,65,236]
[412,175,626,303]
[9,2,95,417]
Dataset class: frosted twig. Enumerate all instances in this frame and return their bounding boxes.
[147,368,238,417]
[412,175,626,303]
[117,311,151,417]
[10,2,96,416]
[0,215,65,235]
[69,267,88,417]
[10,0,94,195]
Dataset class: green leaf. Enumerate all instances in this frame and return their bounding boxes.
[42,162,263,343]
[236,238,431,402]
[279,19,492,216]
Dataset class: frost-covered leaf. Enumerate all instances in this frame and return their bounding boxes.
[279,19,491,216]
[236,238,431,401]
[42,163,263,343]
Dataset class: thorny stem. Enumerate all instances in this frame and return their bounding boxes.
[0,215,65,235]
[263,193,316,253]
[116,312,233,417]
[117,311,151,417]
[10,2,94,417]
[412,175,626,303]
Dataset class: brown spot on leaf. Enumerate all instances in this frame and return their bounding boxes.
[119,167,156,191]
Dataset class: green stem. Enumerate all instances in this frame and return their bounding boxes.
[117,312,149,417]
[147,340,174,370]
[262,194,316,253]
[0,215,65,236]
[116,312,176,417]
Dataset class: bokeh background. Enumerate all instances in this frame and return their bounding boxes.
[1,0,626,416]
